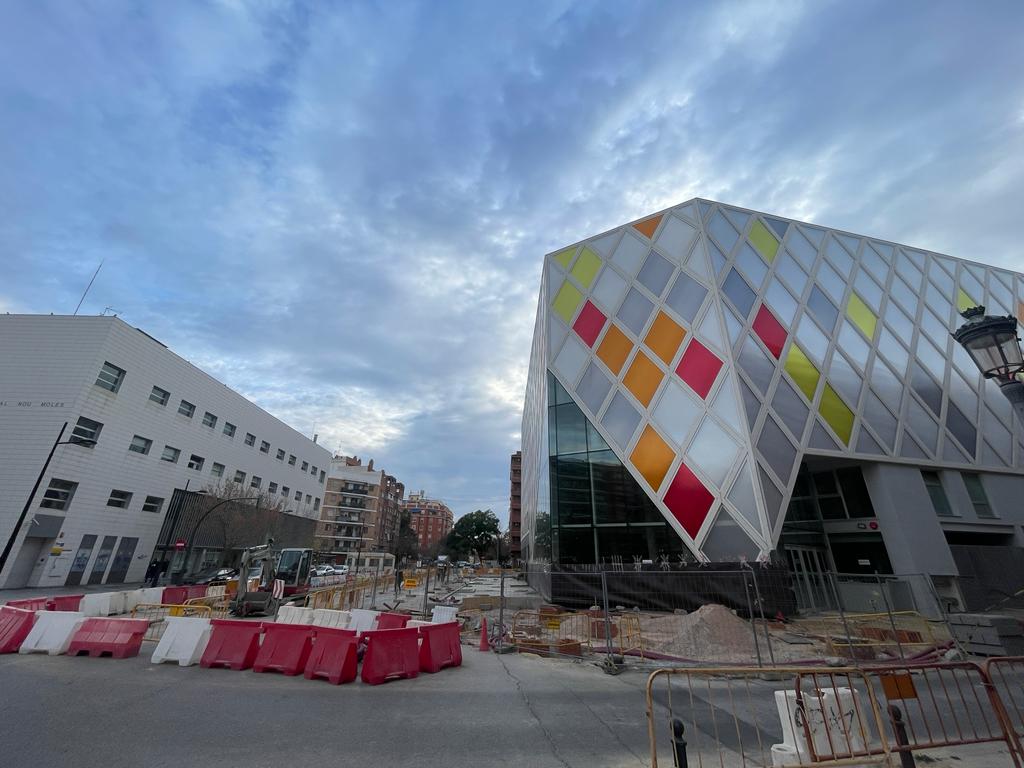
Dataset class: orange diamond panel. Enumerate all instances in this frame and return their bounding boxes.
[633,214,663,240]
[630,425,675,491]
[597,324,633,375]
[623,351,664,407]
[644,311,687,365]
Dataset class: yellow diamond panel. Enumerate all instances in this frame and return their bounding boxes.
[847,293,877,339]
[552,246,576,269]
[630,425,675,492]
[819,384,854,445]
[956,287,977,313]
[552,281,583,324]
[749,220,779,263]
[570,246,602,288]
[784,344,820,402]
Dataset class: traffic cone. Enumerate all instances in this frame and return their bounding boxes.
[478,616,490,652]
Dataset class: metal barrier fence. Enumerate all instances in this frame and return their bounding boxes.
[985,656,1024,761]
[647,662,1024,767]
[184,594,230,619]
[130,603,213,642]
[793,610,947,660]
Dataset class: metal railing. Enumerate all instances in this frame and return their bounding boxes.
[130,603,213,642]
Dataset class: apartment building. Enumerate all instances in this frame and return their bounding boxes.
[509,451,522,560]
[403,491,454,556]
[0,315,331,588]
[317,456,405,556]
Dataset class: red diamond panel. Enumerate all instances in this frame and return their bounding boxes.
[572,300,607,347]
[752,305,787,359]
[675,340,722,399]
[663,462,714,539]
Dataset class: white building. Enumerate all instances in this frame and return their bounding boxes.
[0,315,332,588]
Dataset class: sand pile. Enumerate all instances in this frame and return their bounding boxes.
[642,604,759,662]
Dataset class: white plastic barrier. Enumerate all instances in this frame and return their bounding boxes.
[151,616,212,667]
[311,609,351,629]
[348,609,380,634]
[431,605,457,624]
[139,587,165,604]
[773,686,867,762]
[81,591,127,617]
[19,611,87,655]
[275,605,314,625]
[407,619,431,628]
[122,590,145,613]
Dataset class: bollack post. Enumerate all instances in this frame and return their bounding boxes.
[671,718,688,768]
[889,705,916,768]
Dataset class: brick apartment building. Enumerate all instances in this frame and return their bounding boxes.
[509,451,522,560]
[317,456,405,556]
[403,491,454,556]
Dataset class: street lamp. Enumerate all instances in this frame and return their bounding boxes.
[952,305,1024,417]
[0,422,97,579]
[172,493,263,584]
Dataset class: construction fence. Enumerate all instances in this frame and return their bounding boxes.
[647,660,1024,766]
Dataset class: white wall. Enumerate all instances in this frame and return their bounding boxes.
[0,315,332,588]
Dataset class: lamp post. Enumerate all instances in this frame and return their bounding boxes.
[0,422,96,581]
[952,306,1024,418]
[173,493,262,584]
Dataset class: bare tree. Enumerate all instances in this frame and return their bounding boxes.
[199,481,291,564]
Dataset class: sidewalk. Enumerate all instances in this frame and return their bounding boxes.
[0,581,147,604]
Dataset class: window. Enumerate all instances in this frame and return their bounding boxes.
[305,494,312,505]
[95,361,125,393]
[294,490,302,502]
[251,476,262,489]
[187,454,205,471]
[319,470,325,483]
[71,416,102,446]
[161,446,181,463]
[311,465,318,477]
[288,455,296,466]
[314,497,320,511]
[260,440,270,454]
[202,412,217,429]
[276,449,285,461]
[282,486,290,498]
[234,470,247,484]
[245,433,256,447]
[922,470,953,517]
[223,422,236,438]
[149,386,169,406]
[106,489,132,508]
[269,482,278,494]
[129,435,152,455]
[962,473,995,518]
[178,400,195,418]
[40,478,78,510]
[142,496,164,514]
[211,462,225,478]
[301,461,309,472]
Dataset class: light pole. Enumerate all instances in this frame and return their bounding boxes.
[0,422,96,581]
[173,493,262,584]
[952,306,1024,418]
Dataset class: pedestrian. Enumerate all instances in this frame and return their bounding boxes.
[145,561,159,587]
[394,566,404,597]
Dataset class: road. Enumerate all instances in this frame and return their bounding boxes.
[0,644,652,768]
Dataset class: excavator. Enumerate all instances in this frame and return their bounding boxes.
[230,540,314,617]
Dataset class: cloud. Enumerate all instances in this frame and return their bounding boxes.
[3,0,1024,524]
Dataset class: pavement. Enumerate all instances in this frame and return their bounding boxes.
[0,642,651,768]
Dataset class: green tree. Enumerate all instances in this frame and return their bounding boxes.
[444,509,501,561]
[394,509,419,564]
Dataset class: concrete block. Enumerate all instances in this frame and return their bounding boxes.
[151,616,212,667]
[19,611,87,655]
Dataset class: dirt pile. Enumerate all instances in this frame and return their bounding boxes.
[642,604,759,662]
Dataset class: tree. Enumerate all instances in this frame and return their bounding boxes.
[444,509,500,562]
[393,508,419,564]
[199,481,291,565]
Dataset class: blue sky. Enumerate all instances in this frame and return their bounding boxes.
[2,1,1023,523]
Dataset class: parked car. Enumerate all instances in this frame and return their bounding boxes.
[184,566,238,585]
[331,565,350,575]
[312,564,336,577]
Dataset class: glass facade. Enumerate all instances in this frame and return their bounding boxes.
[545,372,686,564]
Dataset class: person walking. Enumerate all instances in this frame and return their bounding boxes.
[394,566,404,597]
[146,560,161,587]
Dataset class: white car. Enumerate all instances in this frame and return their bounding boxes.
[312,564,336,577]
[331,565,350,576]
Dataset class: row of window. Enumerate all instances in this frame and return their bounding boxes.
[93,362,325,483]
[39,475,319,514]
[40,478,163,515]
[922,470,994,518]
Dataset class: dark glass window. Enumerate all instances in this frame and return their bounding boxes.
[554,403,588,455]
[836,467,874,518]
[557,527,595,564]
[554,455,592,525]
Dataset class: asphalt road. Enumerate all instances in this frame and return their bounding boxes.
[0,646,652,768]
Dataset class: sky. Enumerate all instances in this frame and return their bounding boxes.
[2,1,1024,524]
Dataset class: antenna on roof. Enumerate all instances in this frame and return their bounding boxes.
[73,260,104,316]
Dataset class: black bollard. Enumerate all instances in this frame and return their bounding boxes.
[671,718,688,768]
[889,705,916,768]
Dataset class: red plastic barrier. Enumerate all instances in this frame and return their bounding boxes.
[67,618,148,659]
[376,612,411,631]
[253,623,315,675]
[200,619,264,670]
[361,627,420,685]
[185,585,208,601]
[46,595,84,612]
[418,622,463,673]
[0,606,36,653]
[5,597,49,611]
[304,627,358,685]
[161,586,189,605]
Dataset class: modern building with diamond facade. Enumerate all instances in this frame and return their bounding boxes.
[522,199,1024,612]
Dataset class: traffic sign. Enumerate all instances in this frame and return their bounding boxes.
[175,539,185,550]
